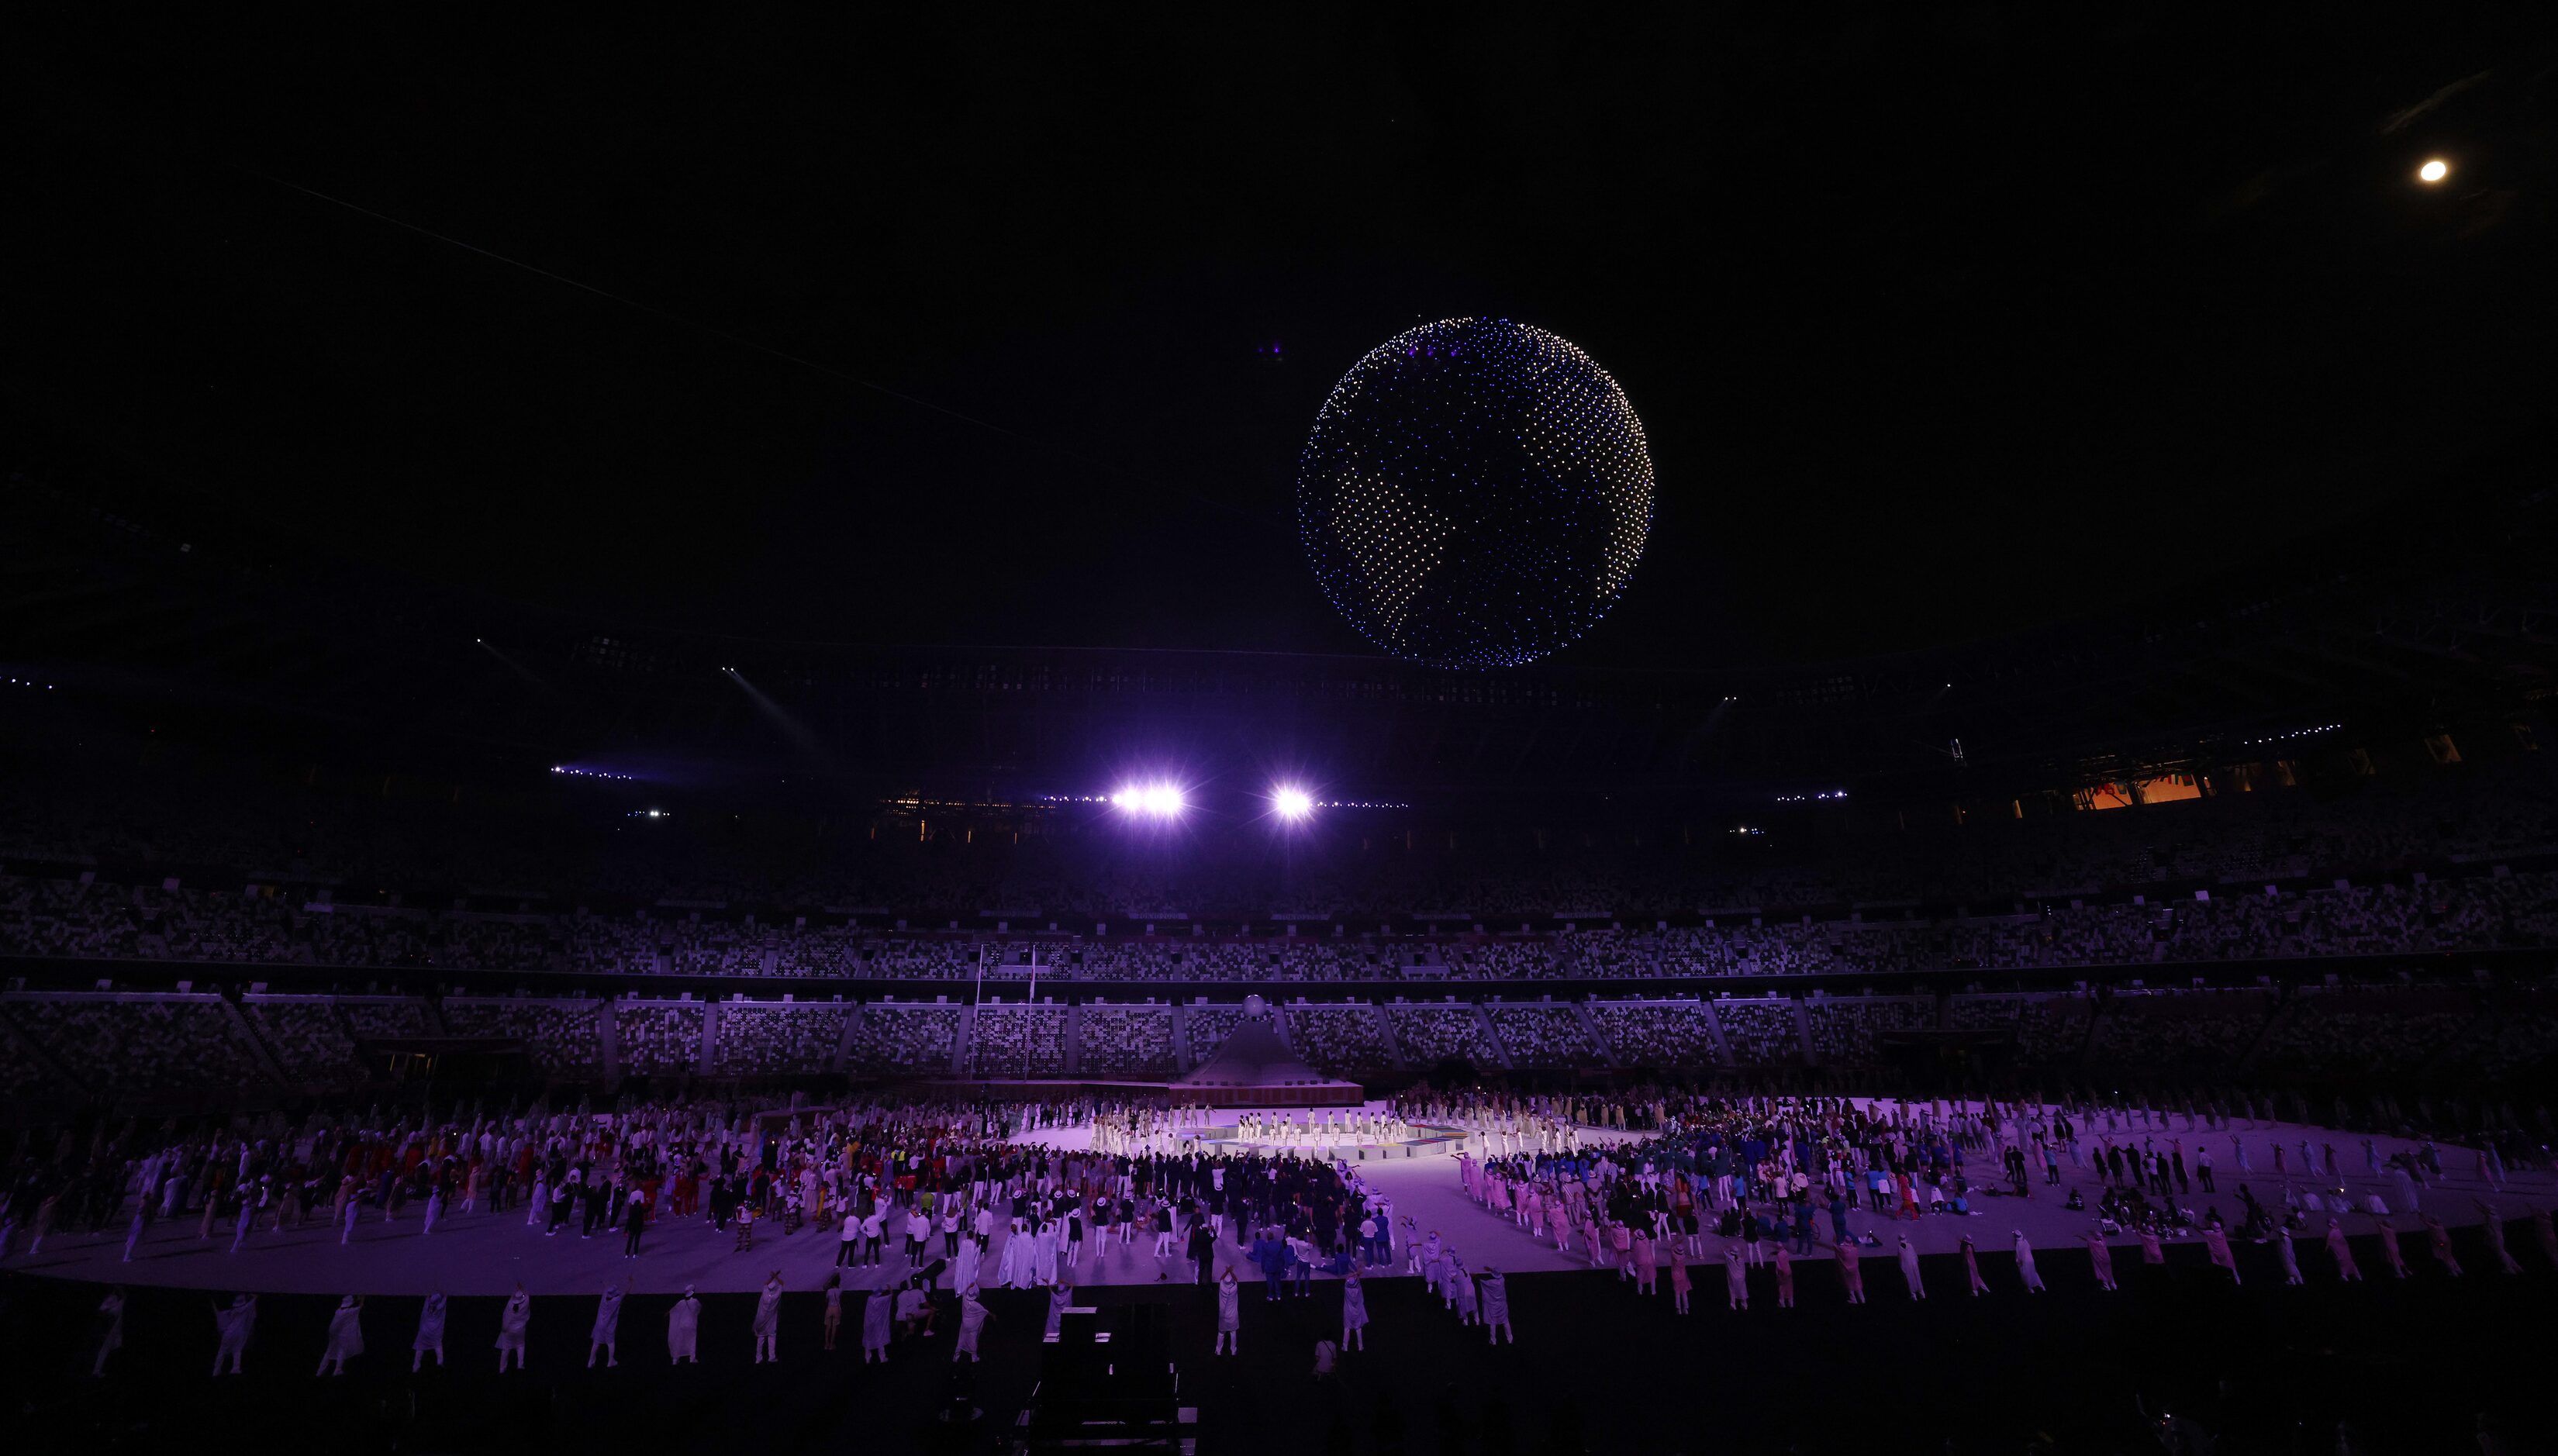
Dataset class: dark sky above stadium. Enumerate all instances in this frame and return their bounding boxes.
[6,9,2553,670]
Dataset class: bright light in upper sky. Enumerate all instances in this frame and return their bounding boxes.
[2418,158,2449,184]
[1272,786,1315,820]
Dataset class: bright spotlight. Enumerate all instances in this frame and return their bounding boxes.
[1273,786,1314,820]
[2418,157,2449,184]
[1114,783,1183,816]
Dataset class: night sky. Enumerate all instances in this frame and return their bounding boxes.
[6,9,2553,670]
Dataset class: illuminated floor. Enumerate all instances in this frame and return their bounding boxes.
[6,1101,2537,1298]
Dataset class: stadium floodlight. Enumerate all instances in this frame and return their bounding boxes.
[1115,782,1184,817]
[1272,786,1315,821]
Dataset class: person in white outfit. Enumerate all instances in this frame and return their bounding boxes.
[752,1272,785,1363]
[495,1287,531,1372]
[1479,1268,1514,1345]
[667,1285,702,1365]
[589,1283,626,1367]
[412,1292,447,1370]
[996,1221,1028,1288]
[317,1296,364,1376]
[861,1286,893,1364]
[954,1286,992,1362]
[92,1289,126,1377]
[211,1293,256,1376]
[2013,1232,2044,1293]
[1340,1272,1369,1351]
[1215,1269,1241,1355]
[1897,1237,1925,1300]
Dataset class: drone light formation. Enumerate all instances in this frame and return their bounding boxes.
[1297,318,1656,670]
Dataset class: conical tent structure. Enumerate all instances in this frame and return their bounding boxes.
[1175,999,1362,1106]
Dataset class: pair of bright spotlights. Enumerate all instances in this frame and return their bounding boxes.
[1110,784,1188,817]
[1110,783,1318,821]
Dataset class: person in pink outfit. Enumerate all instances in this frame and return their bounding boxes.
[2423,1215,2462,1278]
[2474,1202,2522,1277]
[2083,1230,2116,1292]
[2373,1216,2409,1279]
[2201,1224,2240,1285]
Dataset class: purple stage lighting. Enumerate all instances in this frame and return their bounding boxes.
[1272,786,1315,821]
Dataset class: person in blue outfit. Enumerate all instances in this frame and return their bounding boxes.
[1251,1227,1290,1301]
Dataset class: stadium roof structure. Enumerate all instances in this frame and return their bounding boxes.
[6,430,2558,807]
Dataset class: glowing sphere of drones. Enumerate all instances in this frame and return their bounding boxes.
[1297,318,1655,669]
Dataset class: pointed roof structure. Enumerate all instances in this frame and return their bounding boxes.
[1174,995,1362,1105]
